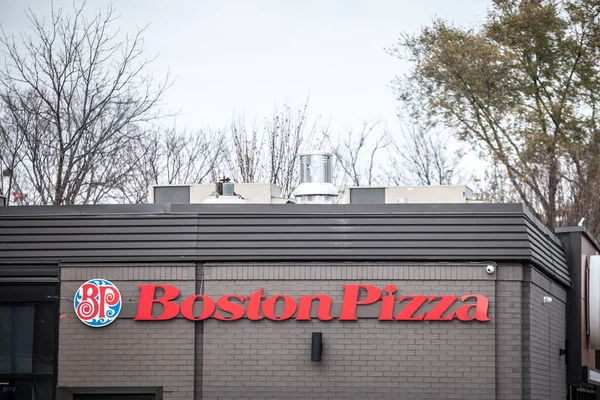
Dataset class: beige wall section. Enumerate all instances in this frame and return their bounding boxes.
[385,185,473,203]
[148,183,283,203]
[341,185,474,204]
[189,183,281,203]
[58,264,198,400]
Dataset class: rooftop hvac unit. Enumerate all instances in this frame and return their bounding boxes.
[293,151,338,204]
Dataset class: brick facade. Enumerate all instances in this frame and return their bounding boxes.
[58,265,198,400]
[57,262,567,400]
[522,269,568,400]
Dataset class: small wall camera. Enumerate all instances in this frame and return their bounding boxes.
[485,265,495,275]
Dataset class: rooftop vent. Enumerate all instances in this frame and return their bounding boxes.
[202,178,250,204]
[292,151,338,204]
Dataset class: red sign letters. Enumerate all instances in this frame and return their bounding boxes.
[133,284,490,322]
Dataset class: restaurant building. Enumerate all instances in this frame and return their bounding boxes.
[1,201,599,400]
[1,154,600,399]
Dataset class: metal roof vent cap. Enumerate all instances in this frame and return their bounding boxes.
[202,178,250,204]
[222,182,234,196]
[292,151,339,204]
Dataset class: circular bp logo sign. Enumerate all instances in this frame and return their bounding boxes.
[74,279,122,327]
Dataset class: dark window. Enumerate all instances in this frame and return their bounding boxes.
[33,379,53,399]
[0,306,34,374]
[34,303,57,374]
[0,381,32,400]
[0,299,57,400]
[0,379,53,400]
[153,186,190,203]
[61,387,163,400]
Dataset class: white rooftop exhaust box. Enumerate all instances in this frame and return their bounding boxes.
[293,151,338,204]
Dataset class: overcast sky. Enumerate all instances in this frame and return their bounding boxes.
[0,0,490,133]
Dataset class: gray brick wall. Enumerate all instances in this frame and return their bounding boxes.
[495,281,523,399]
[199,263,517,400]
[522,269,567,400]
[56,262,567,400]
[58,264,197,400]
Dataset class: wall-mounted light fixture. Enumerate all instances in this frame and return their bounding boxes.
[543,296,553,305]
[311,332,323,362]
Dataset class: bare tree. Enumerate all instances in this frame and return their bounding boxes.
[265,103,314,196]
[0,2,171,205]
[470,162,519,204]
[163,128,226,185]
[387,117,464,186]
[106,127,161,204]
[113,127,226,203]
[228,114,262,185]
[0,91,53,205]
[329,120,388,186]
[227,102,326,197]
[0,103,26,205]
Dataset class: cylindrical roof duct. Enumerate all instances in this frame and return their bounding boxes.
[293,151,339,204]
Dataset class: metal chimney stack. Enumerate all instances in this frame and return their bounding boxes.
[293,151,338,204]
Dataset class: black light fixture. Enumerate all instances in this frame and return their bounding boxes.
[311,332,323,362]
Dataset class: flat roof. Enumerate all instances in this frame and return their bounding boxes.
[0,202,534,215]
[0,202,569,286]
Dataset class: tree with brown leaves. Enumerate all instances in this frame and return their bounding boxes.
[392,0,600,234]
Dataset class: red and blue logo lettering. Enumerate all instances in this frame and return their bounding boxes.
[74,279,122,327]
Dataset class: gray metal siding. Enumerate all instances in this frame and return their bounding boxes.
[0,261,59,279]
[525,222,569,285]
[349,187,385,204]
[0,203,569,285]
[153,186,190,204]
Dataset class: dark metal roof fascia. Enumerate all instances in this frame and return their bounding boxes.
[0,202,526,216]
[0,202,569,285]
[555,226,600,253]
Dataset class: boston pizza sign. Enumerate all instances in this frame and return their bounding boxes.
[74,281,490,326]
[74,279,122,327]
